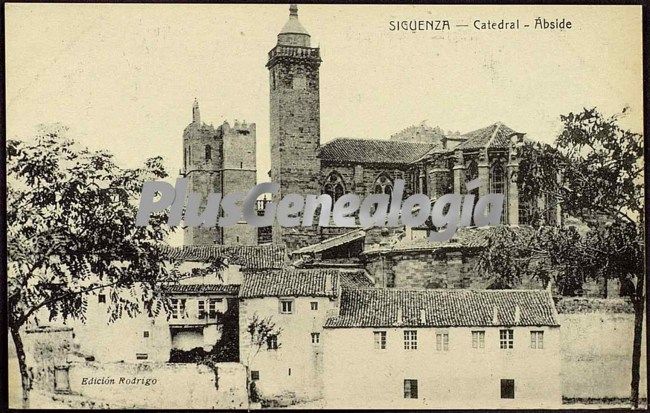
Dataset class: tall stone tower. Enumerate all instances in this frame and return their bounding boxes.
[182,99,258,246]
[267,4,322,250]
[183,99,222,245]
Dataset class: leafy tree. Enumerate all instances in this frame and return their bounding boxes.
[6,125,176,407]
[477,108,645,407]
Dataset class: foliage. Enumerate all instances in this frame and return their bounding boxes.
[6,125,192,405]
[7,125,179,329]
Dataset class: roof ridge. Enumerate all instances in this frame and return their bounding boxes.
[485,122,502,148]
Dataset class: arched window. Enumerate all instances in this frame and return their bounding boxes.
[490,162,505,194]
[374,173,393,195]
[205,145,212,162]
[490,162,506,223]
[323,172,345,202]
[466,160,479,195]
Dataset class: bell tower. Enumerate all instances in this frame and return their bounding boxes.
[267,4,322,250]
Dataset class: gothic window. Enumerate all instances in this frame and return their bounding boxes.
[205,145,212,162]
[490,162,506,194]
[518,198,533,225]
[490,162,506,223]
[323,172,346,203]
[544,193,558,226]
[466,160,479,195]
[374,173,393,195]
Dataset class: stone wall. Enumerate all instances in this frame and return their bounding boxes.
[556,298,647,400]
[66,361,247,409]
[24,327,75,393]
[364,249,546,290]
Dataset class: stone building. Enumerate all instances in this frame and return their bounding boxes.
[267,4,323,250]
[323,289,562,408]
[182,99,257,246]
[260,6,559,253]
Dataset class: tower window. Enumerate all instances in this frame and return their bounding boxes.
[292,75,307,90]
[205,145,212,161]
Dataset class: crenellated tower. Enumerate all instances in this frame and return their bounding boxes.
[181,100,257,245]
[267,4,322,250]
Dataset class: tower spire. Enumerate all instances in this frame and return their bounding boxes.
[289,4,298,16]
[192,98,201,124]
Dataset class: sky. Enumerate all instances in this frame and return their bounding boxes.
[5,4,643,245]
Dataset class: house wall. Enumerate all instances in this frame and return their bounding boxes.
[56,275,238,363]
[323,326,561,409]
[238,295,338,404]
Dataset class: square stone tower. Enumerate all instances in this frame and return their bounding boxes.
[182,100,258,245]
[267,4,322,251]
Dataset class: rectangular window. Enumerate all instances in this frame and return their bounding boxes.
[436,333,449,351]
[171,298,178,319]
[404,330,418,350]
[311,332,320,344]
[251,371,260,381]
[279,299,294,314]
[208,299,217,318]
[373,331,387,350]
[310,301,318,311]
[500,379,515,399]
[98,294,106,304]
[530,331,544,349]
[179,299,186,318]
[143,331,149,338]
[404,379,418,399]
[500,329,514,349]
[198,300,206,319]
[136,353,148,360]
[266,334,278,350]
[472,331,485,349]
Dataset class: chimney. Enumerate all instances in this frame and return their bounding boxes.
[419,309,426,325]
[396,307,403,326]
[492,306,499,325]
[324,272,333,294]
[514,305,521,324]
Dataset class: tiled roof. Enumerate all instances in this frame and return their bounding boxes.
[339,269,375,289]
[318,138,436,164]
[291,228,366,256]
[325,288,559,328]
[456,122,518,150]
[240,268,339,298]
[363,226,535,255]
[163,284,240,295]
[161,245,286,269]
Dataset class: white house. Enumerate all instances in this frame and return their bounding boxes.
[323,288,562,409]
[237,268,373,404]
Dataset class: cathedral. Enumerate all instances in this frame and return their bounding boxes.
[180,4,559,289]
